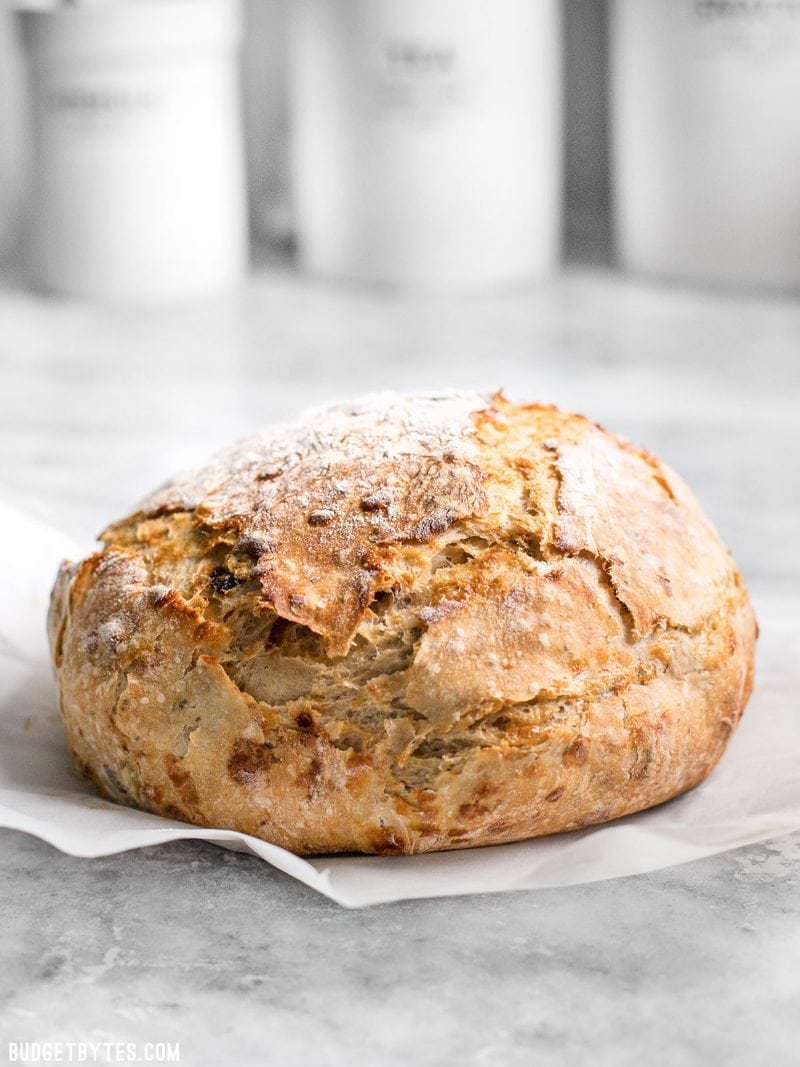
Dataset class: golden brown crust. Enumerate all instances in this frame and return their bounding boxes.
[49,392,757,854]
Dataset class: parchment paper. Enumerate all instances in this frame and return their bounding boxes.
[1,501,797,907]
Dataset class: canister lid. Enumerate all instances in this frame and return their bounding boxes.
[18,0,242,65]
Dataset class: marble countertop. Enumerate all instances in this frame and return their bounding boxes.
[0,263,798,1065]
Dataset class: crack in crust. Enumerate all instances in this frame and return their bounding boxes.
[51,393,756,854]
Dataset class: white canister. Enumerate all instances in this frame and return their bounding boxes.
[611,0,800,290]
[0,8,25,259]
[20,0,247,303]
[290,0,562,288]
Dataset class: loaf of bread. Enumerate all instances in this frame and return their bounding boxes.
[48,392,756,854]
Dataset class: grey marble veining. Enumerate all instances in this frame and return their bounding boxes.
[1,831,799,1066]
[0,263,798,1065]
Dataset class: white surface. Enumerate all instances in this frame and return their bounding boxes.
[0,262,798,1061]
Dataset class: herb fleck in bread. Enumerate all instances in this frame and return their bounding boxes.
[48,392,756,854]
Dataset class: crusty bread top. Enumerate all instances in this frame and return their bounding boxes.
[102,391,736,664]
[112,392,488,654]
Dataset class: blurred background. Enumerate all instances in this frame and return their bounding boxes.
[0,0,612,270]
[0,0,798,606]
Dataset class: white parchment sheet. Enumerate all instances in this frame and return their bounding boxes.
[1,501,797,908]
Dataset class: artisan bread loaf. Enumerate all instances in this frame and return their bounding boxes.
[48,392,756,854]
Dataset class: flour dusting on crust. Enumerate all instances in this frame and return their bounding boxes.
[117,391,490,651]
[140,391,487,519]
